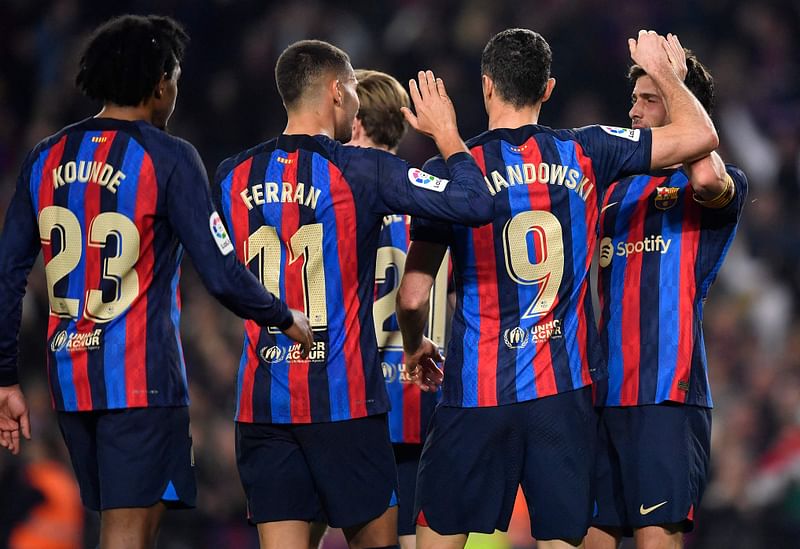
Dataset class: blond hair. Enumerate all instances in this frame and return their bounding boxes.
[354,69,410,150]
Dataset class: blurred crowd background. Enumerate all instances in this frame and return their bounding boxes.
[1,0,799,547]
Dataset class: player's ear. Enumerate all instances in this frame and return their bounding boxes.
[331,78,343,106]
[541,77,556,103]
[153,72,170,100]
[351,117,363,142]
[481,74,493,100]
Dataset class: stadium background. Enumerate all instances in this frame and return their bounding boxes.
[0,0,798,547]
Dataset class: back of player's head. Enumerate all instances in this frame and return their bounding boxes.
[276,40,352,110]
[76,15,189,106]
[354,69,410,150]
[481,28,552,108]
[628,49,715,115]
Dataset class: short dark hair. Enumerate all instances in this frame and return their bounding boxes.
[354,69,410,150]
[76,15,189,106]
[275,40,351,109]
[481,28,552,108]
[628,49,715,115]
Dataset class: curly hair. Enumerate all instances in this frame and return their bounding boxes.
[76,15,189,106]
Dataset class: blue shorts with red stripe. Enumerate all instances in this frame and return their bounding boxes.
[415,386,596,541]
[593,403,711,534]
[236,413,398,528]
[57,406,196,511]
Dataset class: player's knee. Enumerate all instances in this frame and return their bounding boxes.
[634,524,683,549]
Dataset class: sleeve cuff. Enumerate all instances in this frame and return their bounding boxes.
[275,306,294,331]
[0,369,20,387]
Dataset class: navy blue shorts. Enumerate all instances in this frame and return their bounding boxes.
[394,443,423,537]
[593,404,711,533]
[415,386,596,541]
[57,406,196,511]
[236,413,398,528]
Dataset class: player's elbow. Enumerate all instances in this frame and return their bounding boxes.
[396,282,430,316]
[203,275,234,305]
[691,172,726,196]
[461,197,494,227]
[695,123,719,157]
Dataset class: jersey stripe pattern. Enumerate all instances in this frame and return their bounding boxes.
[412,125,652,408]
[376,215,443,444]
[0,118,292,410]
[27,123,183,410]
[218,134,493,424]
[595,166,747,407]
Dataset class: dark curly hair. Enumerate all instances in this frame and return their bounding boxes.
[481,28,552,108]
[76,15,189,106]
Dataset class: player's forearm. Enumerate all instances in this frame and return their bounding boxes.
[433,128,470,160]
[200,260,293,330]
[684,151,728,200]
[397,282,432,354]
[397,306,428,356]
[650,66,718,166]
[0,284,23,386]
[442,153,495,225]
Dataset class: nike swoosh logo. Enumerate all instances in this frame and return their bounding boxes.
[639,501,668,515]
[601,201,619,213]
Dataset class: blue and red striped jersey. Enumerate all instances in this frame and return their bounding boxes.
[594,165,747,407]
[0,117,292,411]
[412,124,652,408]
[216,134,493,424]
[375,214,448,444]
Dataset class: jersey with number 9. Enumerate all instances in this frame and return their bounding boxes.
[411,125,652,408]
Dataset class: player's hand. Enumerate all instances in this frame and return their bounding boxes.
[416,357,444,392]
[0,385,31,456]
[663,33,687,81]
[404,336,444,392]
[281,309,313,358]
[628,30,671,77]
[401,70,458,141]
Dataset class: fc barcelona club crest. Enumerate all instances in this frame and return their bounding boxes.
[654,186,679,210]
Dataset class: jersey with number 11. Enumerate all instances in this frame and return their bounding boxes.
[412,125,652,408]
[217,134,493,425]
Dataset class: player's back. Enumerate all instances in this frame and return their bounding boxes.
[24,117,199,411]
[595,165,747,407]
[412,124,652,408]
[218,133,491,424]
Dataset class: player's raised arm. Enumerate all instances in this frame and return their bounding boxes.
[630,31,719,168]
[374,70,493,226]
[166,142,312,354]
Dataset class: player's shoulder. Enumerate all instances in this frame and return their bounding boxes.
[25,118,92,163]
[216,139,274,183]
[465,124,583,149]
[134,123,196,156]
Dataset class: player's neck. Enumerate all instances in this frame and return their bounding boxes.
[487,102,543,131]
[347,137,392,152]
[96,103,155,125]
[284,111,335,140]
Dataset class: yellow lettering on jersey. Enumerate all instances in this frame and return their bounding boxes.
[240,181,320,211]
[484,162,594,201]
[52,161,126,194]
